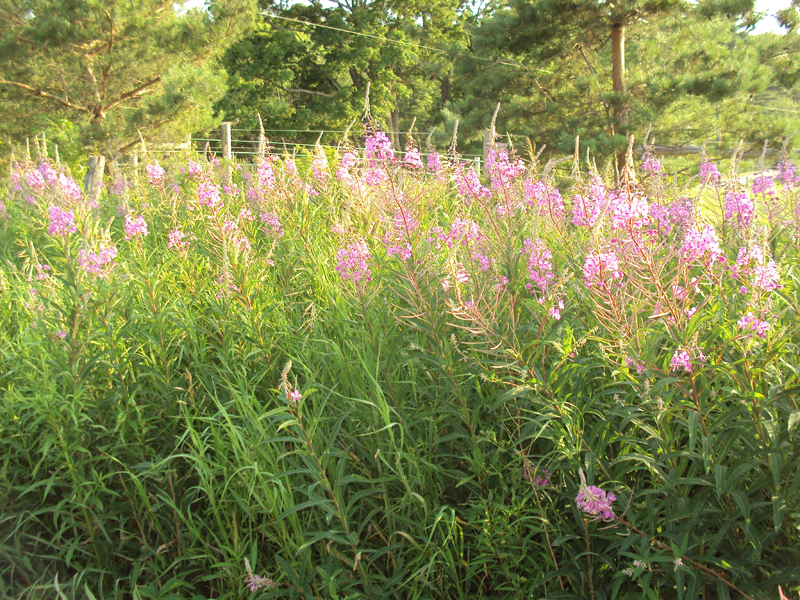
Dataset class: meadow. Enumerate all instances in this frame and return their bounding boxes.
[0,131,798,600]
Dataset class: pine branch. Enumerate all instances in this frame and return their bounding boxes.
[0,79,90,113]
[104,77,162,111]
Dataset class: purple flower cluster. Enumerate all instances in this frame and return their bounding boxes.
[681,225,722,264]
[670,347,705,373]
[427,151,444,176]
[403,146,424,170]
[699,161,721,184]
[582,251,623,289]
[197,181,222,209]
[260,211,283,237]
[365,130,394,162]
[48,206,77,237]
[523,467,550,488]
[738,313,770,338]
[576,485,616,521]
[524,178,565,220]
[640,153,661,173]
[243,558,276,593]
[723,192,754,228]
[124,215,148,241]
[625,356,645,375]
[523,238,555,293]
[751,261,781,292]
[777,161,798,188]
[168,229,190,250]
[312,151,329,183]
[336,239,372,284]
[146,161,166,186]
[572,176,608,227]
[454,164,490,201]
[486,147,526,191]
[78,246,118,278]
[752,175,775,197]
[609,191,650,230]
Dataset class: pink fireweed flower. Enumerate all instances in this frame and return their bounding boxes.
[724,191,754,228]
[55,330,67,339]
[387,243,412,260]
[365,130,394,162]
[110,177,128,195]
[35,264,51,280]
[403,146,424,169]
[681,225,722,264]
[572,176,608,227]
[124,215,148,241]
[243,558,276,593]
[260,212,283,237]
[699,161,721,184]
[549,299,565,320]
[523,238,555,293]
[24,169,46,192]
[640,153,661,173]
[670,348,700,373]
[582,251,623,289]
[777,161,799,188]
[78,245,118,278]
[524,178,565,220]
[486,147,526,191]
[751,260,781,292]
[427,151,444,174]
[287,388,302,403]
[752,174,776,196]
[625,356,645,375]
[168,229,190,249]
[738,312,770,338]
[609,191,649,230]
[454,164,490,201]
[197,181,222,209]
[336,239,372,284]
[38,162,59,186]
[442,263,470,292]
[146,161,166,186]
[48,206,77,237]
[576,470,616,521]
[58,172,83,203]
[493,276,509,293]
[312,150,330,183]
[186,160,203,180]
[523,467,550,488]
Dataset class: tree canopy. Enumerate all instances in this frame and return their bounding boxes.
[0,0,256,160]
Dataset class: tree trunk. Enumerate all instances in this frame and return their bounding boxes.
[84,155,106,205]
[611,21,627,169]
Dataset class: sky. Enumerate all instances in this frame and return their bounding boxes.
[752,0,794,33]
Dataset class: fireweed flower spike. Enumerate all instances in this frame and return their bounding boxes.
[575,468,616,521]
[243,558,276,592]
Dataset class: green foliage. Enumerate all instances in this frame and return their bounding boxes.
[1,143,799,599]
[0,0,256,158]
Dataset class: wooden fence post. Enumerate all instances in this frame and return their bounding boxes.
[221,122,232,160]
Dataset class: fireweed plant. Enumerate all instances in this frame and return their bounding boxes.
[0,135,798,600]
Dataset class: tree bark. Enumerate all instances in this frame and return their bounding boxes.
[611,21,627,168]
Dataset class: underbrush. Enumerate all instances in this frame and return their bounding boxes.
[0,136,799,600]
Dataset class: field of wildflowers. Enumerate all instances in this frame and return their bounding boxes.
[1,131,799,600]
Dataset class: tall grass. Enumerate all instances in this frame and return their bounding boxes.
[0,140,798,600]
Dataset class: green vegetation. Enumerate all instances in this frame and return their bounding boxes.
[0,138,798,598]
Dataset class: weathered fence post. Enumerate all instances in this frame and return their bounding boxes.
[84,155,106,204]
[221,122,232,160]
